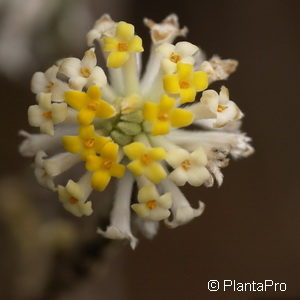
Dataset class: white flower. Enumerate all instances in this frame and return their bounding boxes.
[97,171,137,249]
[166,147,211,186]
[86,14,116,47]
[132,184,172,221]
[162,179,205,228]
[135,218,159,239]
[31,65,68,102]
[28,93,68,136]
[59,48,107,91]
[58,172,93,217]
[43,152,80,177]
[199,56,238,83]
[19,126,76,157]
[189,86,243,128]
[34,151,56,191]
[144,14,188,45]
[157,41,199,74]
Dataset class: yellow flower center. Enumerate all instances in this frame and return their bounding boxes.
[181,159,192,171]
[87,101,98,111]
[179,80,190,89]
[42,111,52,119]
[158,112,169,121]
[68,196,78,204]
[84,138,95,148]
[118,42,129,52]
[103,160,112,169]
[217,105,228,113]
[170,52,180,63]
[146,200,157,209]
[80,67,91,78]
[141,154,152,165]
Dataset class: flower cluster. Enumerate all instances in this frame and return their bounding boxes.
[19,14,253,248]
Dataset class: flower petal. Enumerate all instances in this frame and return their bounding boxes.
[103,37,119,51]
[88,66,107,87]
[85,155,102,171]
[51,103,68,124]
[190,147,208,166]
[148,207,170,221]
[177,63,193,79]
[95,100,116,119]
[101,141,118,161]
[64,90,88,110]
[107,51,129,68]
[175,41,199,57]
[138,185,159,203]
[163,74,180,93]
[79,125,95,140]
[158,193,172,209]
[131,203,150,218]
[82,48,97,70]
[144,163,166,183]
[59,57,81,77]
[143,101,158,122]
[169,167,188,186]
[37,93,52,110]
[128,35,144,52]
[159,94,176,112]
[31,72,48,94]
[123,142,146,160]
[28,105,42,127]
[110,163,125,178]
[116,21,134,41]
[193,71,208,91]
[127,160,144,176]
[77,108,96,125]
[170,108,194,128]
[147,147,166,161]
[91,170,111,191]
[179,87,196,103]
[63,136,82,154]
[152,121,170,135]
[187,166,211,186]
[87,85,101,99]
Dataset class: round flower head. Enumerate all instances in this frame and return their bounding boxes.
[19,14,254,248]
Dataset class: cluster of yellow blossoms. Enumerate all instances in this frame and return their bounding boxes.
[20,14,253,248]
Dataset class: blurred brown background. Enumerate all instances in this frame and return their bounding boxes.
[0,0,299,299]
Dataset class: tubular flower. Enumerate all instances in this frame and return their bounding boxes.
[123,142,167,184]
[65,85,115,125]
[86,141,125,191]
[188,86,243,128]
[143,94,194,135]
[163,62,208,103]
[132,184,172,221]
[63,125,111,160]
[59,48,107,91]
[28,93,68,136]
[103,21,144,68]
[157,41,199,74]
[20,14,254,248]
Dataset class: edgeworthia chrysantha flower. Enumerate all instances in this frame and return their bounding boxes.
[19,14,254,249]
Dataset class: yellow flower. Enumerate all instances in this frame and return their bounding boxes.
[123,142,167,183]
[86,142,125,191]
[143,94,194,135]
[163,63,208,103]
[103,21,144,68]
[63,125,111,160]
[64,85,116,125]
